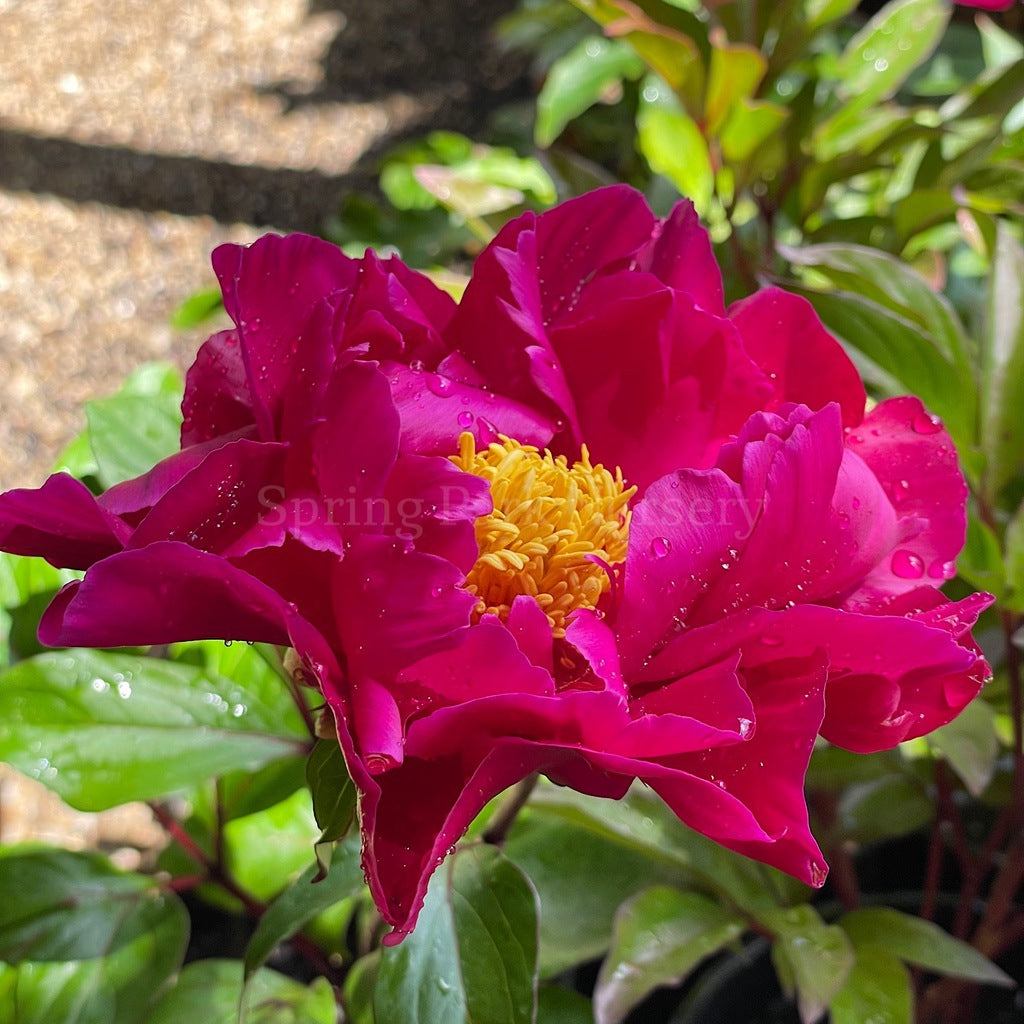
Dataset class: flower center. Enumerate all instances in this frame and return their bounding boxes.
[452,433,635,636]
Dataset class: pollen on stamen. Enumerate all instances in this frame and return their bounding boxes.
[452,432,635,637]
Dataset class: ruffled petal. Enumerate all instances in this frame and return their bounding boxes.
[844,397,968,608]
[212,234,358,439]
[0,473,130,570]
[730,288,865,428]
[180,330,255,447]
[38,542,293,647]
[331,535,476,683]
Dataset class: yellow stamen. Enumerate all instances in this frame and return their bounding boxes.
[452,432,635,637]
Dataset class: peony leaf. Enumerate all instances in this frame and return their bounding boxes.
[244,835,364,978]
[375,845,540,1024]
[840,908,1014,986]
[928,699,999,797]
[834,0,950,111]
[767,905,855,1024]
[535,36,644,147]
[829,946,913,1024]
[0,848,188,1024]
[149,960,335,1024]
[0,649,306,811]
[637,103,713,213]
[980,224,1024,504]
[594,887,746,1024]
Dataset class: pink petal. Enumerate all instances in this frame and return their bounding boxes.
[181,330,255,447]
[730,288,865,428]
[332,535,476,682]
[38,542,293,647]
[844,397,968,608]
[0,473,131,570]
[212,234,358,440]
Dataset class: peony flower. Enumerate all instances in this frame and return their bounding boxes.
[0,186,991,941]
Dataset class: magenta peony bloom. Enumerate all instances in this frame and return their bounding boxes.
[0,186,991,940]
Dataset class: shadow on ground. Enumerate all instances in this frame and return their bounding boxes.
[0,0,527,233]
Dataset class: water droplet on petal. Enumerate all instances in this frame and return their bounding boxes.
[458,411,474,428]
[891,550,925,579]
[650,537,671,559]
[912,411,943,435]
[761,634,784,647]
[928,558,956,580]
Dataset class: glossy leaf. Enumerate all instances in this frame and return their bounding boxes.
[1006,500,1024,613]
[222,788,320,902]
[594,887,746,1024]
[149,960,335,1024]
[637,104,713,213]
[840,908,1014,986]
[928,699,999,797]
[834,0,950,112]
[781,282,975,450]
[535,36,644,146]
[767,905,854,1024]
[705,41,766,136]
[829,947,912,1024]
[720,99,789,164]
[538,985,594,1024]
[305,739,357,873]
[245,835,364,977]
[569,0,706,103]
[0,649,305,811]
[836,775,934,844]
[169,287,224,331]
[85,364,183,489]
[375,845,540,1024]
[959,511,1006,597]
[980,224,1024,504]
[0,849,188,1024]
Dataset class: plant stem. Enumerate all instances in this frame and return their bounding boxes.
[483,774,539,846]
[254,642,318,739]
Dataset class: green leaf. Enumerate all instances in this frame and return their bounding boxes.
[169,287,224,331]
[0,848,188,1024]
[538,985,594,1024]
[85,365,184,489]
[781,243,975,403]
[720,99,789,164]
[829,947,912,1024]
[149,960,335,1024]
[959,511,1007,597]
[527,784,783,918]
[835,0,950,112]
[840,908,1014,986]
[222,788,320,902]
[506,807,685,976]
[536,36,644,146]
[767,905,854,1024]
[928,699,999,797]
[637,104,713,213]
[0,649,305,811]
[245,835,364,977]
[343,952,380,1024]
[804,0,860,33]
[1006,500,1024,612]
[980,224,1024,504]
[780,282,975,452]
[569,0,705,106]
[375,845,540,1024]
[594,887,746,1024]
[306,739,358,871]
[836,774,934,844]
[705,41,766,136]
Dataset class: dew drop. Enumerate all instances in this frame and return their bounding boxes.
[760,635,784,647]
[457,411,474,428]
[650,536,672,559]
[891,550,925,579]
[928,558,956,580]
[912,411,943,435]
